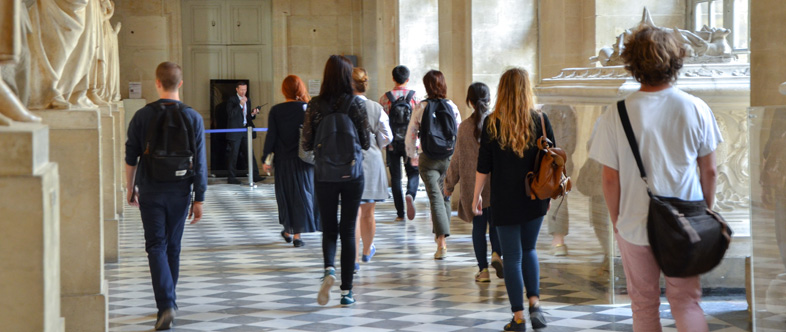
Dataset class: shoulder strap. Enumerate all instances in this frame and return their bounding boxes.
[386,92,396,104]
[616,100,648,181]
[405,90,415,103]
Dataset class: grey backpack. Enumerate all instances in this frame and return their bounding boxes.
[313,96,363,182]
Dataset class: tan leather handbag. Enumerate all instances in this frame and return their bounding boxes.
[525,112,572,200]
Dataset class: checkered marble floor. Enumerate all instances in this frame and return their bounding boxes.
[108,182,753,331]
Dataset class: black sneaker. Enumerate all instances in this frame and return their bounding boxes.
[529,306,547,329]
[155,307,176,330]
[504,317,526,331]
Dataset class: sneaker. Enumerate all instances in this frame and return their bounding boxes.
[503,317,526,332]
[361,244,376,262]
[491,252,504,279]
[154,307,176,331]
[529,305,547,329]
[280,230,292,243]
[553,244,568,256]
[405,194,416,220]
[340,290,355,305]
[394,216,405,222]
[434,247,447,260]
[354,262,360,274]
[475,268,491,282]
[317,268,336,305]
[293,239,304,247]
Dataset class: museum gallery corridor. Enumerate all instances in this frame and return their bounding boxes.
[107,182,750,332]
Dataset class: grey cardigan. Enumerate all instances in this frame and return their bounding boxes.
[444,119,491,222]
[360,97,392,200]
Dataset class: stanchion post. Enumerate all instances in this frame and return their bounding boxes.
[247,127,253,187]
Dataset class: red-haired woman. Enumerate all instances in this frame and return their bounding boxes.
[262,75,320,248]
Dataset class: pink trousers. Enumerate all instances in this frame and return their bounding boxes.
[616,233,709,332]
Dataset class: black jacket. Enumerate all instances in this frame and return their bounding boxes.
[226,94,257,140]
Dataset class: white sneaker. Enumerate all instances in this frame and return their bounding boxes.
[317,267,336,305]
[434,247,447,260]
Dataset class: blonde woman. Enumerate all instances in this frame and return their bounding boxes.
[351,68,392,272]
[472,68,551,331]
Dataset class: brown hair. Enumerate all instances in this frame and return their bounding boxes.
[281,75,310,102]
[352,67,369,93]
[621,25,685,87]
[319,55,354,102]
[423,70,447,99]
[487,68,536,157]
[155,62,182,92]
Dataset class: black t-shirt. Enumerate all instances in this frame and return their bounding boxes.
[477,112,555,226]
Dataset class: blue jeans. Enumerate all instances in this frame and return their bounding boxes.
[472,208,501,270]
[138,191,191,312]
[496,216,544,312]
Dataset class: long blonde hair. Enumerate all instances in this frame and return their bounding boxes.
[487,68,536,157]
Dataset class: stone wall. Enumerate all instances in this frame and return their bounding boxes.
[750,0,786,107]
[113,0,183,103]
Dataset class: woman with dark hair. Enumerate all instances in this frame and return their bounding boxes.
[302,55,370,306]
[351,67,392,273]
[444,82,502,282]
[404,70,462,259]
[589,25,720,331]
[472,68,551,331]
[262,75,320,248]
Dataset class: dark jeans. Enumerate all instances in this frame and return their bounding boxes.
[473,207,502,270]
[387,146,419,218]
[226,137,260,180]
[497,216,544,312]
[138,191,191,312]
[315,178,364,291]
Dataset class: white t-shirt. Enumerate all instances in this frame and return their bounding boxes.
[588,87,723,246]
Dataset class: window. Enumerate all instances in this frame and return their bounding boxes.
[688,0,749,53]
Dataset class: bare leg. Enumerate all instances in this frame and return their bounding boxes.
[360,203,376,255]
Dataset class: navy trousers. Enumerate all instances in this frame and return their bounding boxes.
[139,191,191,312]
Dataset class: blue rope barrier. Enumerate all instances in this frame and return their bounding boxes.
[204,128,268,133]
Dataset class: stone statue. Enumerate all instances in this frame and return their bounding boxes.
[93,0,121,103]
[590,7,735,66]
[0,0,41,125]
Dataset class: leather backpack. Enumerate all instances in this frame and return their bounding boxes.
[525,112,572,200]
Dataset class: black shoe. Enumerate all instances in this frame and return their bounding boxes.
[253,176,265,182]
[227,178,241,184]
[529,305,547,329]
[280,230,292,243]
[293,239,304,247]
[504,317,526,331]
[155,307,176,330]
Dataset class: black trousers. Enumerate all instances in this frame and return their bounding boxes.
[226,137,260,180]
[387,146,419,218]
[315,177,364,291]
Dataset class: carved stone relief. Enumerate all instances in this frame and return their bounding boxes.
[713,108,750,211]
[590,7,736,66]
[0,0,41,125]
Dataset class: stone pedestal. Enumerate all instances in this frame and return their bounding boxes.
[0,123,64,332]
[100,106,119,263]
[31,109,108,332]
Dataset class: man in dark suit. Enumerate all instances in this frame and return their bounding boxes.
[226,81,263,184]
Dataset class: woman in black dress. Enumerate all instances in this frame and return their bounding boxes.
[262,75,320,247]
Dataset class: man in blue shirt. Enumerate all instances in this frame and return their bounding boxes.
[125,62,207,330]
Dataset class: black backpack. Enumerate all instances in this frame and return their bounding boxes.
[142,102,196,182]
[313,96,364,182]
[386,90,415,145]
[419,99,457,159]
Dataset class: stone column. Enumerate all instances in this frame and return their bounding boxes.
[114,102,125,217]
[438,0,472,118]
[100,105,119,263]
[0,123,65,332]
[360,0,398,102]
[31,108,108,332]
[751,0,786,107]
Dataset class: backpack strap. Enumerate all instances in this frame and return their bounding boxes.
[404,90,415,103]
[617,100,649,186]
[386,91,396,104]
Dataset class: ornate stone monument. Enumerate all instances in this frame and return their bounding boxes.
[0,1,64,331]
